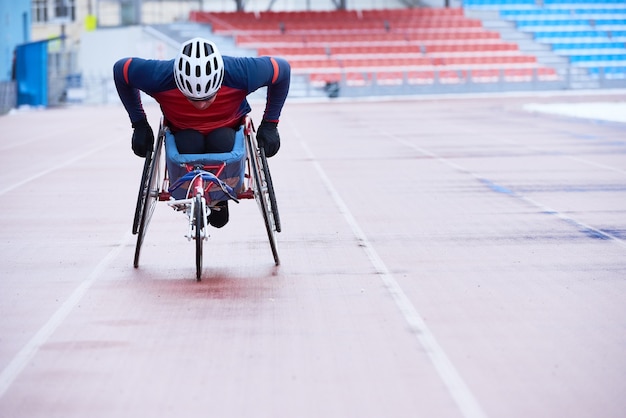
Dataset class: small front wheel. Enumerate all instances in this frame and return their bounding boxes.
[194,194,204,281]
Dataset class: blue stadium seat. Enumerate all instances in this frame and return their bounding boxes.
[463,0,626,78]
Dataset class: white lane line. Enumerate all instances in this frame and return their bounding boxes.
[563,155,626,176]
[0,142,116,197]
[492,137,626,176]
[521,195,626,249]
[0,230,133,399]
[392,136,626,250]
[0,128,71,152]
[298,139,488,418]
[458,123,626,176]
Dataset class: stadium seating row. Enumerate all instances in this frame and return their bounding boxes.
[533,30,626,39]
[289,55,539,69]
[191,7,465,24]
[205,20,484,35]
[235,31,504,47]
[201,7,463,17]
[191,7,484,34]
[500,8,626,16]
[465,0,626,6]
[309,67,558,87]
[255,43,521,56]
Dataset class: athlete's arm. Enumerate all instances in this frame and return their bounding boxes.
[113,57,146,124]
[224,56,291,123]
[260,57,291,123]
[113,58,174,124]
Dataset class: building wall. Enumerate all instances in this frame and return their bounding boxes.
[32,0,91,44]
[32,0,418,44]
[0,0,31,82]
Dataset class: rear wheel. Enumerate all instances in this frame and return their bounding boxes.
[247,134,280,266]
[132,152,152,235]
[195,194,204,281]
[259,147,281,233]
[133,134,164,268]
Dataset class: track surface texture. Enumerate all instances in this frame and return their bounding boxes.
[1,92,625,418]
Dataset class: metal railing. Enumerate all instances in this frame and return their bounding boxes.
[35,65,626,107]
[0,82,16,114]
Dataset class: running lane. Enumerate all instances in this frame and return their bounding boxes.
[0,94,625,418]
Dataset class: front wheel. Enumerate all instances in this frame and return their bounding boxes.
[195,194,204,281]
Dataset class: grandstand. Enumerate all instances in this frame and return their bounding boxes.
[188,6,570,97]
[74,0,626,102]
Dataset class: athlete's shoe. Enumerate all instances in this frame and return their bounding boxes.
[208,200,229,228]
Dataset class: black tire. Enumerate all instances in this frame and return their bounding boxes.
[247,134,280,266]
[132,152,152,235]
[195,194,203,281]
[133,134,164,268]
[259,147,282,233]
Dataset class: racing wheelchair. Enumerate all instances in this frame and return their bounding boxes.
[132,115,281,280]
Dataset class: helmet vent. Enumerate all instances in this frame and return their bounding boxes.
[182,44,192,57]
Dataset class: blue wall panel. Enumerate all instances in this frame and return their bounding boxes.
[15,40,49,107]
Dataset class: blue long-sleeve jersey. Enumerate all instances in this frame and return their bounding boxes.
[113,55,290,134]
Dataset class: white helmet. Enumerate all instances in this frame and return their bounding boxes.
[174,37,224,100]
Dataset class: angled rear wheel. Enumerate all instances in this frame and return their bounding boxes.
[259,147,281,233]
[134,133,164,268]
[246,131,280,266]
[132,152,153,235]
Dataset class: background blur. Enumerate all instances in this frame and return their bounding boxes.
[1,0,625,113]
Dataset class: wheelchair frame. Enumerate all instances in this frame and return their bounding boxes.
[132,116,281,280]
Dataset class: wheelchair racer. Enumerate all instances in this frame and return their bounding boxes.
[113,37,290,228]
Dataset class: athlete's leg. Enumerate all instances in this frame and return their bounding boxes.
[208,200,229,228]
[174,129,205,154]
[204,127,236,153]
[204,127,236,227]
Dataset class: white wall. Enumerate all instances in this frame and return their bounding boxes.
[78,26,179,104]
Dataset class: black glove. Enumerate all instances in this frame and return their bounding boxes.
[131,118,154,158]
[256,121,280,158]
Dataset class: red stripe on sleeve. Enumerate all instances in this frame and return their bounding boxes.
[270,57,279,84]
[123,58,133,84]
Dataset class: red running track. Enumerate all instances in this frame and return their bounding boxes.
[0,92,625,418]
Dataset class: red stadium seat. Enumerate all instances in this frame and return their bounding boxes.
[407,70,436,85]
[345,72,372,86]
[376,71,404,85]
